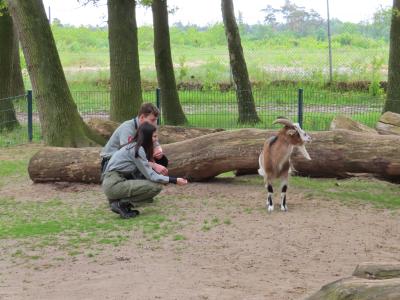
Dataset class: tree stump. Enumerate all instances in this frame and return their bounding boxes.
[376,111,400,136]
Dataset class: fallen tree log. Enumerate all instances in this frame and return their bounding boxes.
[376,111,400,136]
[28,129,400,183]
[330,115,377,134]
[306,262,400,300]
[86,118,224,144]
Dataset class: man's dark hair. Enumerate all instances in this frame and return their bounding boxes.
[138,103,159,118]
[132,122,156,161]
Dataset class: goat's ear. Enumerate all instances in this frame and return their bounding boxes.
[286,129,297,136]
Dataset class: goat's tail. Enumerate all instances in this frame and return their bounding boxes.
[257,154,265,176]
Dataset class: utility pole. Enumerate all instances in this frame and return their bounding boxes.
[48,6,51,24]
[327,0,333,83]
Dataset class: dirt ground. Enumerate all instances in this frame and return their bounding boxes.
[1,169,400,300]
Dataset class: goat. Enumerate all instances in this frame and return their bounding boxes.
[258,118,312,212]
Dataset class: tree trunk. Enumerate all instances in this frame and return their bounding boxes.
[11,23,25,96]
[108,0,142,122]
[86,118,224,143]
[0,6,19,131]
[152,0,188,125]
[28,129,400,183]
[221,0,260,124]
[7,0,105,147]
[384,0,400,113]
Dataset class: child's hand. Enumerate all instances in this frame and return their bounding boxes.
[153,146,164,160]
[177,178,188,185]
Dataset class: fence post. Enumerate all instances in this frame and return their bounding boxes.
[156,88,161,125]
[27,90,33,142]
[297,88,303,129]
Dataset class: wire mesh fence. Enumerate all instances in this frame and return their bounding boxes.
[0,93,41,147]
[0,88,388,147]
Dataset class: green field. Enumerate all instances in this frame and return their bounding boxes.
[4,23,389,146]
[18,23,389,92]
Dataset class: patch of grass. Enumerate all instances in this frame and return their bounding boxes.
[216,171,235,178]
[0,158,31,188]
[11,249,41,261]
[223,218,232,225]
[0,160,27,177]
[173,234,186,241]
[0,125,42,147]
[201,217,222,232]
[244,207,253,214]
[201,224,211,232]
[291,176,400,209]
[211,217,220,224]
[0,197,181,258]
[233,175,264,186]
[223,174,400,209]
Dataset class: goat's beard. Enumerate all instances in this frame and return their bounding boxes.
[297,144,311,160]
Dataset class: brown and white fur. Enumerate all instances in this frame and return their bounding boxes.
[258,118,312,212]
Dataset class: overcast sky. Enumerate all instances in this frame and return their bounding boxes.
[42,0,392,27]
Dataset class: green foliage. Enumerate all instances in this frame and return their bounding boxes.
[51,24,108,52]
[138,26,154,50]
[34,18,391,87]
[202,56,228,90]
[177,55,188,82]
[48,19,389,53]
[331,32,383,48]
[368,55,385,97]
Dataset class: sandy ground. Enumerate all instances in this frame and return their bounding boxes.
[1,175,400,300]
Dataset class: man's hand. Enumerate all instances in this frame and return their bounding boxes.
[153,146,164,160]
[152,162,168,176]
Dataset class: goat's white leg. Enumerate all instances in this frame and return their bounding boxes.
[266,180,274,212]
[280,178,288,212]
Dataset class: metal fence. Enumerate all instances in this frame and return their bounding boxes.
[0,88,385,147]
[0,92,41,147]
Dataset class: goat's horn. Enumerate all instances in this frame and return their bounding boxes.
[272,118,294,127]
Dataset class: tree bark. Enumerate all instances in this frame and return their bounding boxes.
[330,115,377,134]
[306,277,400,300]
[86,118,224,143]
[6,0,105,147]
[384,0,400,113]
[221,0,260,124]
[28,129,400,183]
[0,6,19,131]
[152,0,188,125]
[306,263,400,300]
[108,0,142,122]
[376,111,400,135]
[11,23,24,96]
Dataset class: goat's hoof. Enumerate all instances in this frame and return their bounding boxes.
[281,205,288,212]
[267,205,274,212]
